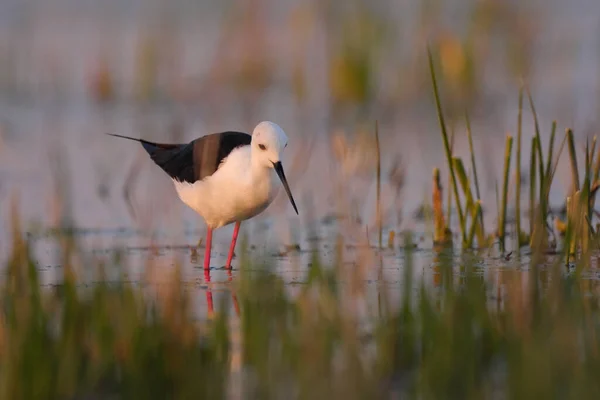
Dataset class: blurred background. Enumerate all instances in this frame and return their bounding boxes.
[0,0,599,269]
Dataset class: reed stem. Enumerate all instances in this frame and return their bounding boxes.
[428,47,465,242]
[529,137,538,237]
[526,87,545,184]
[567,129,579,193]
[515,88,523,246]
[465,112,484,235]
[499,136,514,252]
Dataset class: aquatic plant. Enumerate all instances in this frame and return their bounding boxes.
[427,47,599,261]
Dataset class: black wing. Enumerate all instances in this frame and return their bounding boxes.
[107,131,252,183]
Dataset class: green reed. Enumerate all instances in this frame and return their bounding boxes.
[567,129,579,193]
[428,47,466,242]
[562,132,600,265]
[465,112,485,236]
[425,69,593,256]
[498,136,513,252]
[527,87,545,185]
[529,136,538,237]
[515,87,523,246]
[465,113,482,201]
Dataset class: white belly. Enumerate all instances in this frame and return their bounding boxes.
[173,171,279,229]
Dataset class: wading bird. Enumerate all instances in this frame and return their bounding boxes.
[108,121,298,270]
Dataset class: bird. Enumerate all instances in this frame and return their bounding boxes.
[107,121,299,270]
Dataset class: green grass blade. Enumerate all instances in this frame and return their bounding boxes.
[589,136,597,171]
[526,87,545,184]
[453,157,475,210]
[465,112,481,201]
[466,201,482,248]
[515,88,523,246]
[453,157,477,248]
[544,121,557,180]
[585,137,591,191]
[529,137,538,236]
[499,135,514,252]
[591,136,600,210]
[535,121,558,234]
[585,213,596,237]
[465,112,486,238]
[428,47,465,242]
[582,149,592,256]
[495,179,500,235]
[573,191,582,258]
[446,129,456,230]
[567,129,579,193]
[583,138,592,217]
[593,137,600,182]
[565,195,574,263]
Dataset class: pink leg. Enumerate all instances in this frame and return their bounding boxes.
[225,222,241,269]
[203,228,213,270]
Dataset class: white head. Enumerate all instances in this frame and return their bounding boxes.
[250,121,298,214]
[251,121,289,167]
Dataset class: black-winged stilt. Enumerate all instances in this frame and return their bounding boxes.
[108,121,299,270]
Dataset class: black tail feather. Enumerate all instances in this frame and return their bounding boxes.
[105,133,141,142]
[105,133,180,152]
[106,132,193,181]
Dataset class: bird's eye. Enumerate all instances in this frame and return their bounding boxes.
[258,144,267,150]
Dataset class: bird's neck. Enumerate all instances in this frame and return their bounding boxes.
[247,156,278,202]
[249,156,277,186]
[250,154,269,176]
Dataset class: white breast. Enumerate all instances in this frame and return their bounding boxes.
[172,147,279,228]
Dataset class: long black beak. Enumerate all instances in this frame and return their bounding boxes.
[273,161,299,215]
